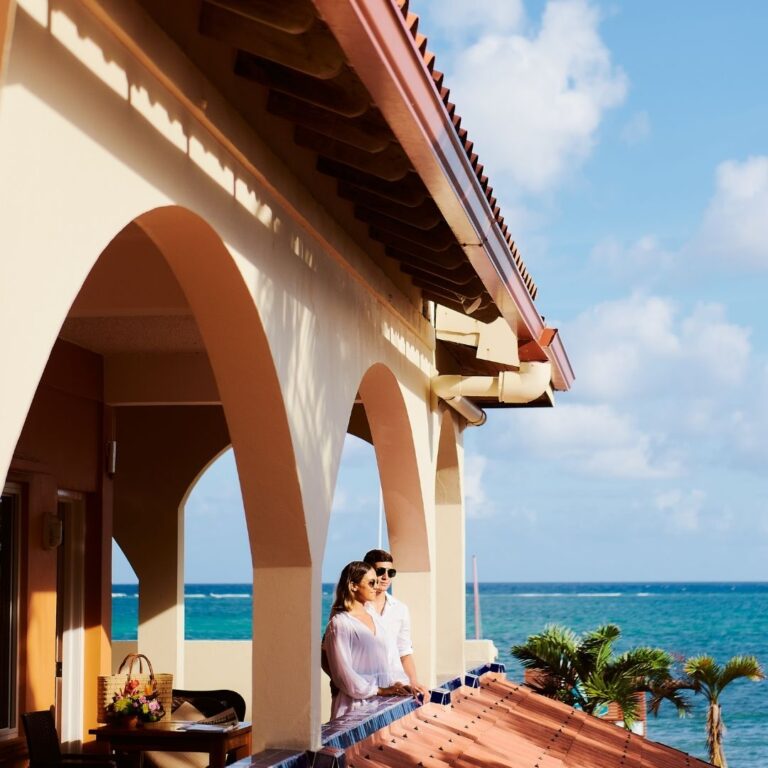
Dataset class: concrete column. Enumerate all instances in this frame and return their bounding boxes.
[113,406,230,684]
[0,0,15,92]
[392,570,435,687]
[251,565,322,750]
[434,412,466,680]
[135,513,185,682]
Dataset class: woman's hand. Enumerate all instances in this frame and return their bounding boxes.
[377,683,413,697]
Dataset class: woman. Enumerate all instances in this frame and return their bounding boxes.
[324,561,412,719]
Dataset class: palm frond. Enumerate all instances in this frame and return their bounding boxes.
[718,656,765,690]
[511,624,581,701]
[611,647,673,678]
[647,678,695,718]
[575,624,620,679]
[582,673,639,728]
[684,655,721,694]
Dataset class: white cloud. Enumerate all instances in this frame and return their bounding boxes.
[589,235,674,281]
[565,293,751,402]
[513,403,679,478]
[331,486,349,514]
[620,110,651,145]
[680,303,751,385]
[424,0,526,36]
[694,156,768,268]
[464,454,494,517]
[654,489,705,532]
[445,0,627,193]
[590,156,768,283]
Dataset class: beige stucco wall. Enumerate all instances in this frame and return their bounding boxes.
[0,0,457,751]
[114,639,497,724]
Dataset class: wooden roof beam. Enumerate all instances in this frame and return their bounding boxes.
[205,0,315,34]
[267,92,392,153]
[295,127,411,181]
[316,159,428,206]
[235,55,369,117]
[200,2,344,79]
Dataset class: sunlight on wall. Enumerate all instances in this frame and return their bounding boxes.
[23,0,281,233]
[51,8,129,99]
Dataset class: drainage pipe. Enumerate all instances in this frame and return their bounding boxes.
[432,362,552,424]
[440,394,487,427]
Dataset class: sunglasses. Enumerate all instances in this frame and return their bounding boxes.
[365,579,377,588]
[375,567,397,579]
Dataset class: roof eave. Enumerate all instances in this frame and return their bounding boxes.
[312,0,574,392]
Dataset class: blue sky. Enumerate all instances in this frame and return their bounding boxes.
[114,0,768,584]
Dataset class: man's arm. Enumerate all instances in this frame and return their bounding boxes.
[400,653,428,697]
[397,602,428,697]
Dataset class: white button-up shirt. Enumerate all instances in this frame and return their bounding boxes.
[370,592,413,659]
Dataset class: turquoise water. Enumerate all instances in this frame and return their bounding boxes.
[113,582,768,765]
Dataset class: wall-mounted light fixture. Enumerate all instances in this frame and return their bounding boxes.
[43,513,63,550]
[106,440,117,477]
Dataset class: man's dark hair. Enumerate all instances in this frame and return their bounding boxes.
[364,548,393,565]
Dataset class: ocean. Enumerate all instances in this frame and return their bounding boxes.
[112,582,768,766]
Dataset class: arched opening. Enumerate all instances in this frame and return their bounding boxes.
[323,362,433,704]
[324,435,386,584]
[112,541,138,643]
[8,206,307,747]
[357,364,429,573]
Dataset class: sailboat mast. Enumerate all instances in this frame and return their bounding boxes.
[472,554,482,640]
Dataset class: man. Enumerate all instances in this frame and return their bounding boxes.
[363,548,428,698]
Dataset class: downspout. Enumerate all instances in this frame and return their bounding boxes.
[439,394,487,427]
[432,362,552,425]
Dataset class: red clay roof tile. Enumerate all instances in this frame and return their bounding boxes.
[392,1,540,300]
[346,674,712,768]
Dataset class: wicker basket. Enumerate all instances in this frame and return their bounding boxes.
[97,653,173,723]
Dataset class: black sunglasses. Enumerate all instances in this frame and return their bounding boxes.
[375,567,397,579]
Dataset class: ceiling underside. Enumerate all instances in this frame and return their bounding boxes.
[136,0,539,330]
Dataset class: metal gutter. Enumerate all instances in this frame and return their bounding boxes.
[313,0,575,391]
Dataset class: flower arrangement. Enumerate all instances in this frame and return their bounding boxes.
[107,677,165,722]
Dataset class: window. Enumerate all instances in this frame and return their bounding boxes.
[0,487,19,738]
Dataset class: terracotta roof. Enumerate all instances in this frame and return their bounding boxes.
[344,673,712,768]
[391,0,537,298]
[134,0,573,386]
[151,0,538,323]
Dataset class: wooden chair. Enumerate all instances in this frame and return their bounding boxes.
[170,690,246,722]
[22,710,117,768]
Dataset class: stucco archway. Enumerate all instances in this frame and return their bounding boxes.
[9,205,313,749]
[357,363,429,572]
[353,362,435,685]
[132,207,308,568]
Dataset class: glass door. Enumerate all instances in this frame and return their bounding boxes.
[0,486,20,740]
[55,493,86,751]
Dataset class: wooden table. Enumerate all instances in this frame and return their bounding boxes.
[89,721,252,768]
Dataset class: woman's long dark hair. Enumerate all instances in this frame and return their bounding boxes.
[332,561,374,614]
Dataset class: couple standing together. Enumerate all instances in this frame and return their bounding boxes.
[323,549,428,720]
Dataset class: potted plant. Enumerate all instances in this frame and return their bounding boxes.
[107,677,165,726]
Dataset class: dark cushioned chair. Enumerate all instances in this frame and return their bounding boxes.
[170,689,246,722]
[22,710,117,768]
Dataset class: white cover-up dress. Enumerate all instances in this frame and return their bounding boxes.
[324,610,408,720]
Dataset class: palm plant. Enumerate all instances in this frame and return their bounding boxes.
[511,623,689,729]
[680,655,764,768]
